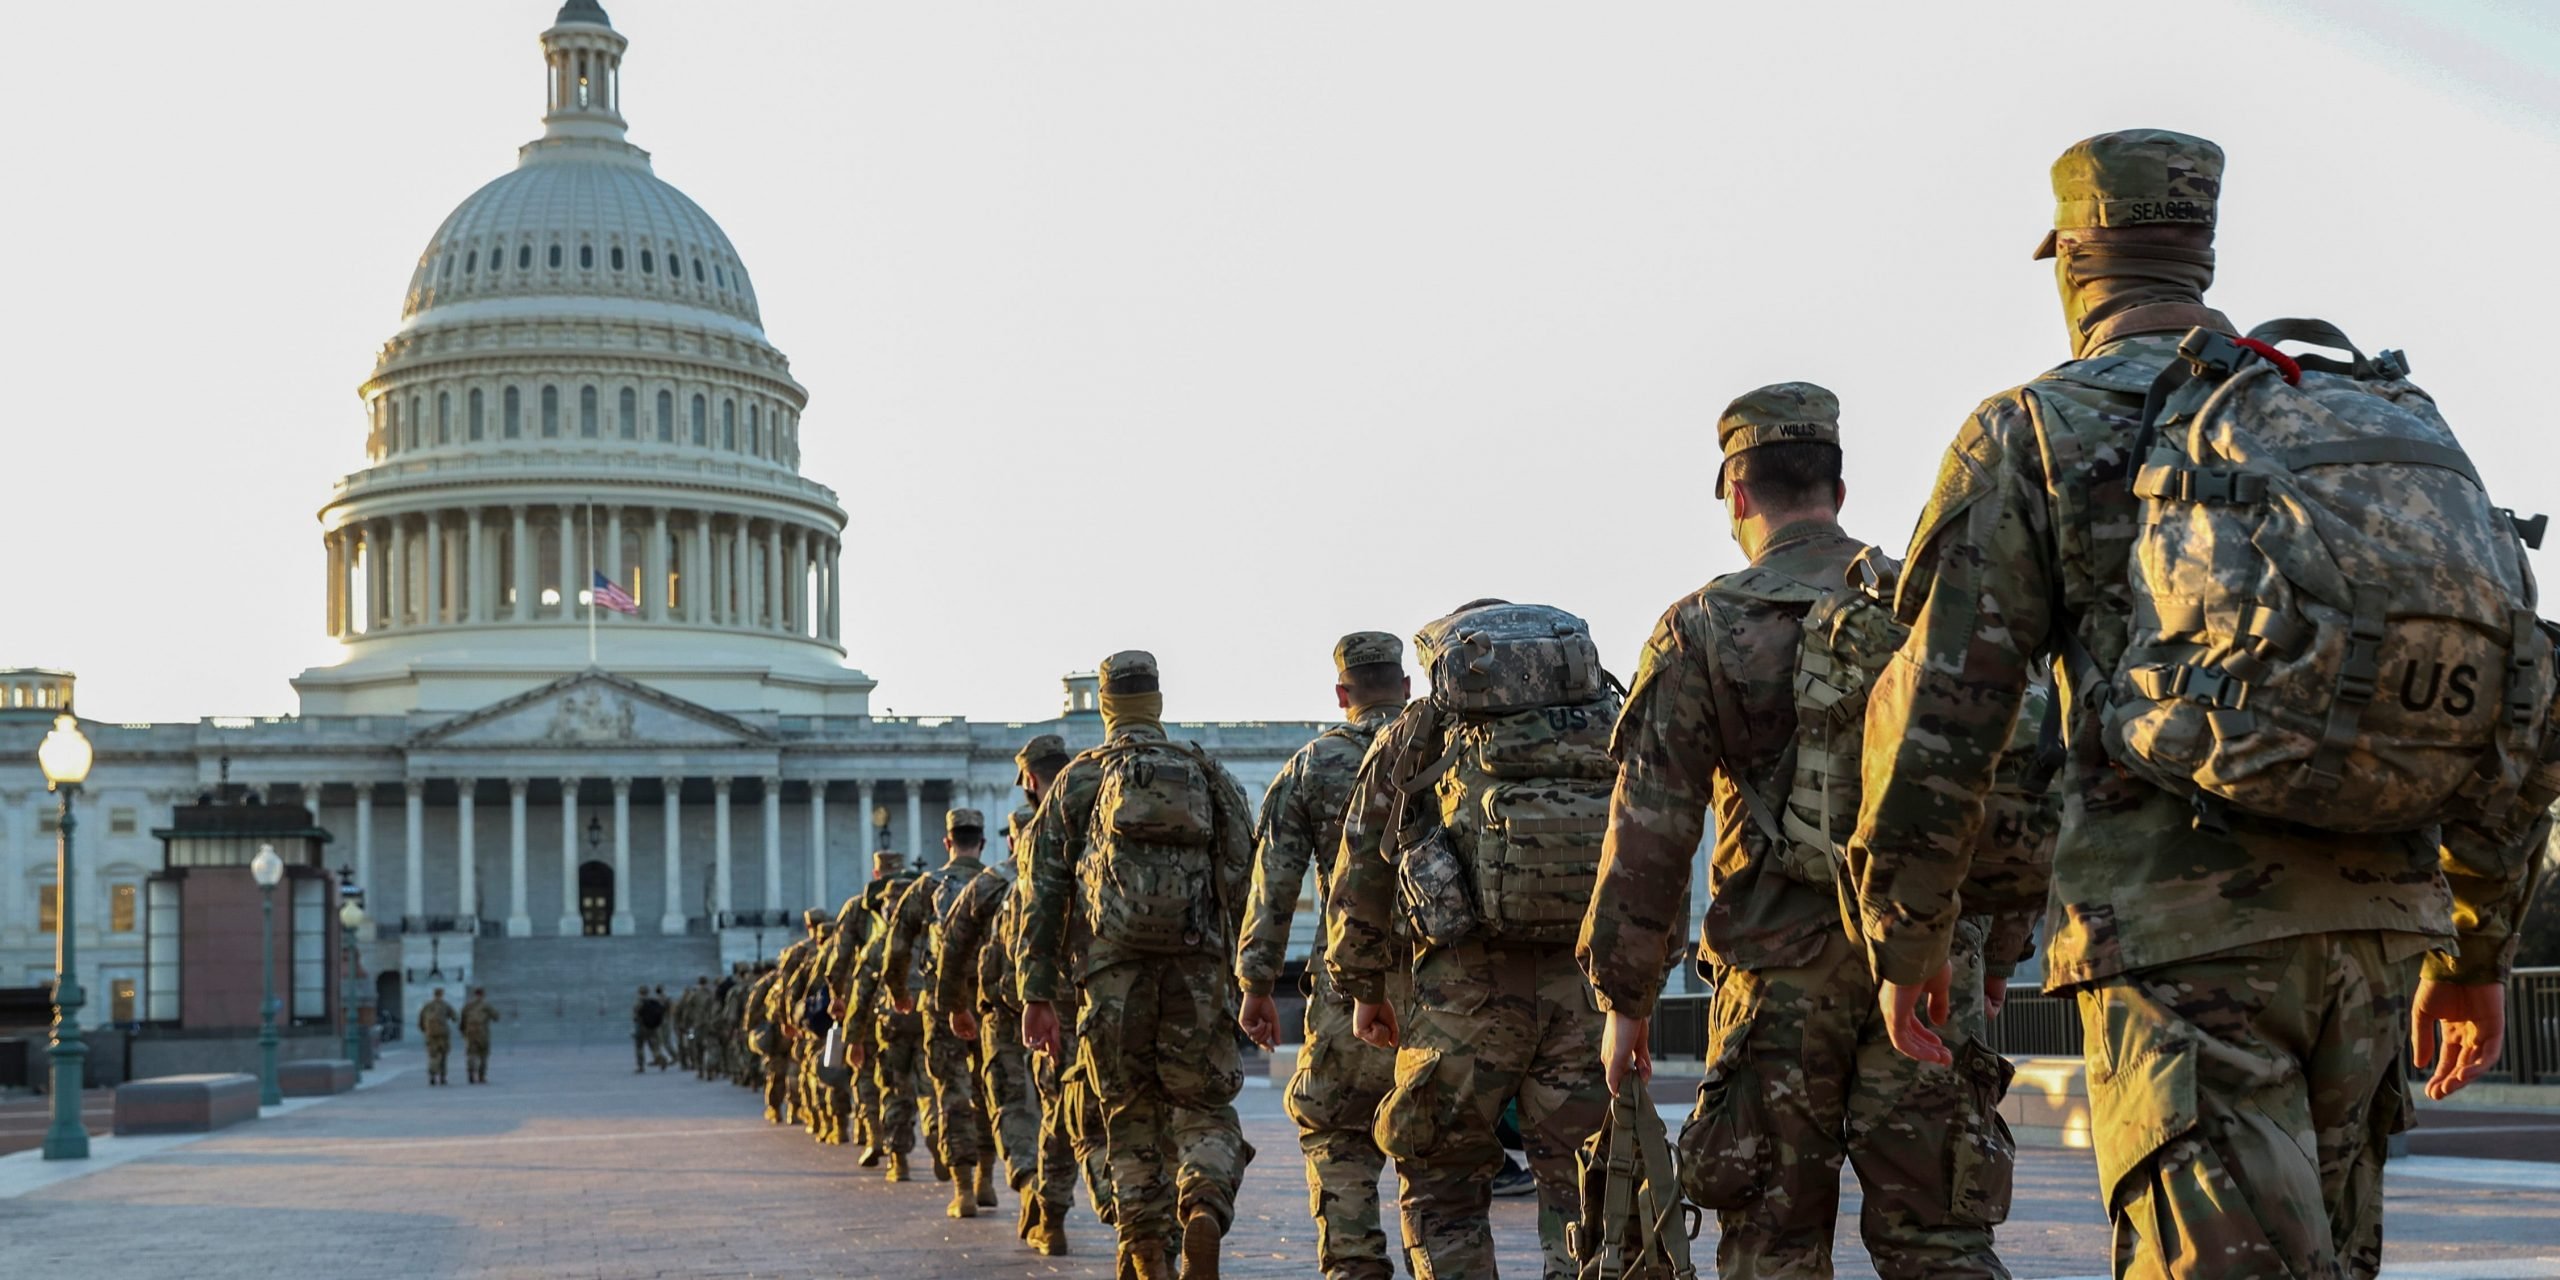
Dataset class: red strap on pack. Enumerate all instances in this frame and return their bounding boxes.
[2231,338,2302,386]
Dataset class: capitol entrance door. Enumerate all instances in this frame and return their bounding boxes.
[578,861,614,936]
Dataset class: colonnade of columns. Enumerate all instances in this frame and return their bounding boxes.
[304,774,1021,938]
[322,504,844,645]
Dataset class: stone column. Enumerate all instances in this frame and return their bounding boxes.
[605,505,624,618]
[463,508,483,623]
[423,510,443,626]
[0,791,21,948]
[555,504,577,624]
[855,779,876,860]
[403,780,425,925]
[904,783,922,864]
[761,777,783,912]
[302,781,324,823]
[660,777,686,935]
[511,505,532,622]
[823,539,841,642]
[784,528,804,636]
[557,778,583,936]
[806,780,828,911]
[689,511,709,624]
[456,780,477,928]
[765,523,783,630]
[324,531,344,638]
[506,778,532,937]
[389,517,409,629]
[730,517,750,629]
[353,783,374,914]
[712,778,734,919]
[611,777,634,935]
[648,507,670,622]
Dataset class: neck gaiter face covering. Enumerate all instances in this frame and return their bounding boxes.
[2056,240,2217,358]
[1100,690,1164,739]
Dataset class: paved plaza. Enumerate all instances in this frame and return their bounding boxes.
[5,1044,2560,1278]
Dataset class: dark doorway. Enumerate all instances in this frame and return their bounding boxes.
[578,860,614,936]
[375,971,402,1045]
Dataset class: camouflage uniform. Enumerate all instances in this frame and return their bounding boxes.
[632,985,671,1072]
[458,990,498,1084]
[1849,130,2548,1280]
[1021,651,1257,1276]
[1580,384,2022,1279]
[670,979,706,1072]
[1237,632,1409,1280]
[936,835,1041,1196]
[417,991,457,1086]
[838,859,930,1174]
[876,807,1000,1215]
[774,914,836,1140]
[1330,640,1612,1280]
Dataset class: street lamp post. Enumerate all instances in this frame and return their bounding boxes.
[37,714,94,1161]
[338,869,368,1078]
[251,844,286,1106]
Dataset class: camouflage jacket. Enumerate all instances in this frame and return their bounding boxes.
[1326,701,1449,1004]
[876,854,988,1013]
[934,863,1017,1014]
[1238,702,1402,996]
[1850,325,2540,989]
[418,998,456,1036]
[825,872,917,1007]
[1576,520,1866,1015]
[740,973,777,1038]
[459,998,498,1038]
[1970,679,2063,977]
[1020,722,1255,1002]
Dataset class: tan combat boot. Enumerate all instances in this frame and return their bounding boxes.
[932,1150,952,1182]
[1016,1190,1040,1243]
[1177,1208,1221,1280]
[1030,1201,1070,1257]
[975,1162,999,1208]
[885,1151,911,1184]
[948,1165,980,1219]
[1122,1238,1173,1280]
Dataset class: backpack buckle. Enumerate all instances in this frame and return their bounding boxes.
[2177,329,2251,377]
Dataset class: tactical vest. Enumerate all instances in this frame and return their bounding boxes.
[1078,738,1230,955]
[914,860,982,994]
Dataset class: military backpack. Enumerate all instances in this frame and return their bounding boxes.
[1568,1077,1699,1280]
[1390,603,1620,947]
[1078,737,1232,955]
[2073,320,2553,832]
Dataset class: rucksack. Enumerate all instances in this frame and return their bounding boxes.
[638,997,665,1029]
[1568,1078,1699,1280]
[1391,603,1619,946]
[1079,738,1230,955]
[2094,320,2552,832]
[1714,548,1907,891]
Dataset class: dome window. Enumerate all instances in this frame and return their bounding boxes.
[619,388,638,438]
[722,399,736,450]
[469,388,486,441]
[690,395,706,445]
[749,404,762,456]
[611,246,625,271]
[542,385,560,438]
[641,249,655,274]
[714,264,726,288]
[441,255,454,280]
[504,387,522,438]
[580,385,599,437]
[438,392,452,445]
[692,257,705,282]
[466,249,479,274]
[518,245,532,271]
[548,244,563,269]
[656,390,674,441]
[579,244,594,270]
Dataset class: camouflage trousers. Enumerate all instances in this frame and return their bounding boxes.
[761,1042,792,1116]
[2076,931,2423,1280]
[1080,954,1254,1245]
[923,1002,994,1169]
[1036,1017,1116,1219]
[423,1031,451,1082]
[1684,929,2011,1280]
[870,1009,927,1155]
[1285,967,1407,1280]
[634,1030,666,1071]
[1375,941,1607,1280]
[464,1034,492,1080]
[980,1007,1041,1187]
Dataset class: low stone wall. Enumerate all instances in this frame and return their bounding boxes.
[280,1058,357,1097]
[114,1073,260,1136]
[130,1031,345,1082]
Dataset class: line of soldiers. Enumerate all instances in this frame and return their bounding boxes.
[659,127,2550,1280]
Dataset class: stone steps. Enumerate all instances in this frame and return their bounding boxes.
[471,936,722,1045]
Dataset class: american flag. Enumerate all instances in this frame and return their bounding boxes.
[590,571,639,615]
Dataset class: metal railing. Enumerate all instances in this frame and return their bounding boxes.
[717,909,796,929]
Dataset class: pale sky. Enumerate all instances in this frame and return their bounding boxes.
[3,1,2554,726]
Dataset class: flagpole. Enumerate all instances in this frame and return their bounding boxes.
[585,497,598,668]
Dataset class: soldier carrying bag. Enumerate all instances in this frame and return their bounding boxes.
[1079,737,1234,955]
[1569,1076,1699,1280]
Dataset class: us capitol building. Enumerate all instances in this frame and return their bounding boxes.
[0,2,1324,1040]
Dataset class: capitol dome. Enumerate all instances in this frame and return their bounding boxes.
[295,0,869,719]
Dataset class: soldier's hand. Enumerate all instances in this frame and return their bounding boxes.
[1237,993,1281,1050]
[1602,1010,1652,1095]
[1352,1000,1399,1050]
[1023,1000,1061,1059]
[950,1009,979,1042]
[1879,963,1954,1067]
[1983,976,2009,1022]
[2411,978,2505,1101]
[893,994,915,1016]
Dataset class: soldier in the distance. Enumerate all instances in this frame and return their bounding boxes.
[869,807,1002,1219]
[458,987,500,1085]
[416,986,457,1086]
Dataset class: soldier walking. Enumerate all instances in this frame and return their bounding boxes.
[631,984,671,1072]
[1579,383,2019,1278]
[833,851,929,1180]
[934,752,1055,1247]
[1849,130,2545,1280]
[1022,651,1257,1280]
[873,808,1002,1219]
[458,987,499,1085]
[1235,633,1410,1280]
[416,986,457,1086]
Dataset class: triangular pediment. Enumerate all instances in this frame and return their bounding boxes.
[410,670,773,749]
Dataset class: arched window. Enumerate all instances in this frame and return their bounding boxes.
[748,403,761,455]
[610,246,625,271]
[503,386,522,438]
[517,245,532,270]
[714,264,726,288]
[579,244,594,270]
[641,249,655,274]
[548,243,563,269]
[619,387,638,438]
[407,395,422,450]
[689,394,706,445]
[469,388,485,440]
[692,257,705,282]
[656,390,674,441]
[385,398,399,455]
[541,385,560,438]
[437,391,452,444]
[466,249,478,274]
[722,398,736,450]
[440,255,454,279]
[580,385,599,437]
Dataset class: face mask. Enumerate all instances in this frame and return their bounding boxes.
[2055,238,2217,358]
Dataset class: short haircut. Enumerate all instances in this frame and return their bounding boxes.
[1340,661,1406,700]
[1729,441,1843,512]
[948,824,986,848]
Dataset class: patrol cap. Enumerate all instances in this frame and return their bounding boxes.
[1100,650,1159,694]
[945,807,985,834]
[1714,381,1842,498]
[1333,631,1402,677]
[802,908,827,930]
[871,849,907,875]
[2032,128,2223,260]
[1014,732,1070,772]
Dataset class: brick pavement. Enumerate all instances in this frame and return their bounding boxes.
[4,1044,2560,1278]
